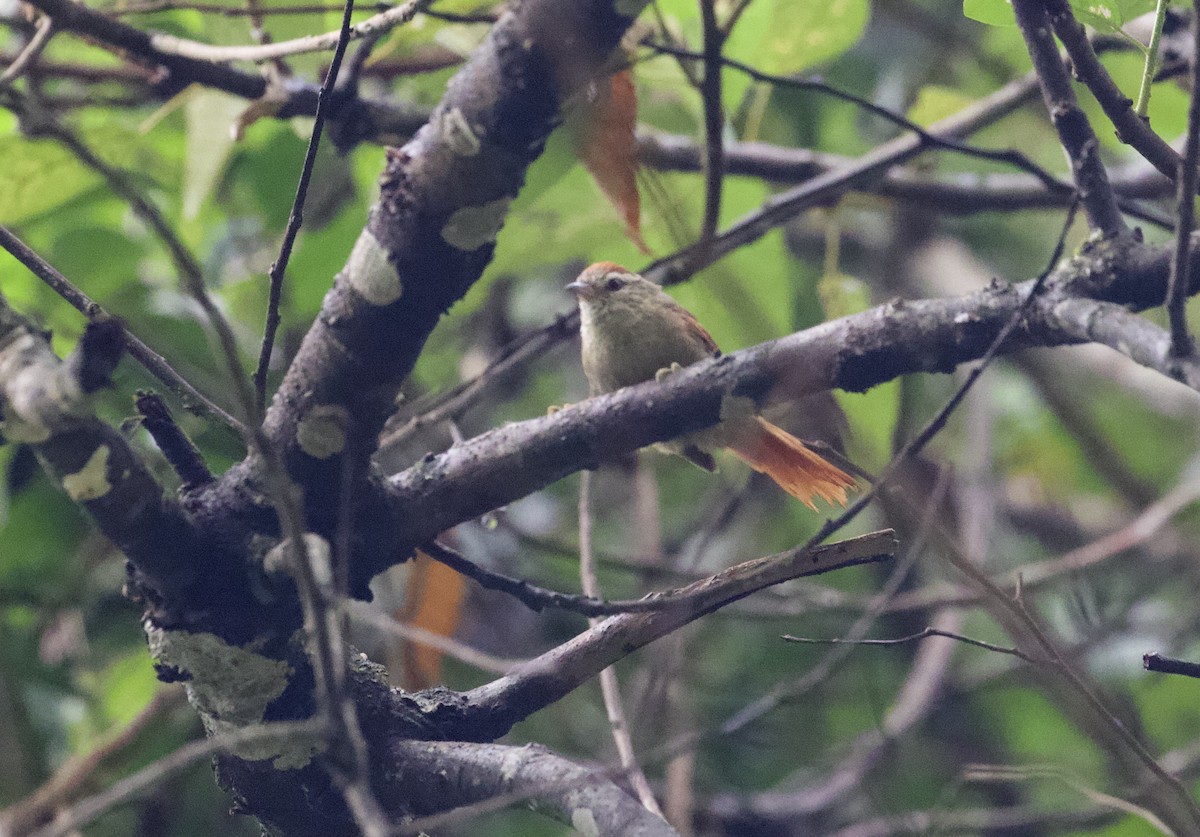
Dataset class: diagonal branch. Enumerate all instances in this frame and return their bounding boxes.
[445,530,897,741]
[0,225,244,431]
[1038,296,1200,389]
[1042,0,1185,183]
[196,0,651,574]
[1011,0,1125,236]
[0,295,215,603]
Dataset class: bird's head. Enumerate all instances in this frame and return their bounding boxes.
[565,262,655,304]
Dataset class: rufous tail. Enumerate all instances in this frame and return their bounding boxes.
[728,418,855,510]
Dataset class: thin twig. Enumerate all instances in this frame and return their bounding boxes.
[254,0,358,411]
[644,69,1040,283]
[782,626,1046,665]
[696,0,724,247]
[763,473,1200,619]
[145,0,431,63]
[378,315,575,453]
[963,763,1173,835]
[717,471,948,739]
[1165,0,1200,358]
[349,605,527,673]
[579,471,663,816]
[1144,652,1200,679]
[640,131,1176,226]
[644,41,1065,194]
[0,225,246,433]
[932,507,1200,830]
[1,87,260,427]
[135,391,215,489]
[1135,0,1170,116]
[26,720,325,837]
[805,200,1081,550]
[421,538,735,616]
[0,687,184,837]
[0,15,55,83]
[106,0,490,18]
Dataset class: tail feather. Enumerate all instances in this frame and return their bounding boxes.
[728,418,855,510]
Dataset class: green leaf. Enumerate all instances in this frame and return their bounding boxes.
[739,0,871,76]
[0,136,104,224]
[1067,0,1156,35]
[964,0,1017,26]
[183,89,243,220]
[908,85,975,127]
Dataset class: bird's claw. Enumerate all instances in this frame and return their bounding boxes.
[654,362,685,383]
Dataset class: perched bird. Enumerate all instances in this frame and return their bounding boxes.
[566,262,855,509]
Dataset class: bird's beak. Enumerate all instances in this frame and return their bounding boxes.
[565,281,593,299]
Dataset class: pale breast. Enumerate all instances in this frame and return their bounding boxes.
[580,294,715,394]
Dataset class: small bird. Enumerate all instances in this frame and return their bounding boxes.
[566,262,855,509]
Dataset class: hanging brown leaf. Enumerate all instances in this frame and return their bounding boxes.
[395,547,466,690]
[571,68,651,255]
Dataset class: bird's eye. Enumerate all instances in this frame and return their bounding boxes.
[605,277,624,292]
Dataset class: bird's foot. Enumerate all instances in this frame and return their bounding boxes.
[654,362,686,383]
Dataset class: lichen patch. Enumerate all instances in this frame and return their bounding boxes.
[718,391,757,423]
[296,404,347,459]
[345,229,403,306]
[441,198,512,251]
[62,445,112,501]
[570,807,600,837]
[144,625,315,768]
[146,627,292,724]
[441,106,483,156]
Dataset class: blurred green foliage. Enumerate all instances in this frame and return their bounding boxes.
[3,0,1200,833]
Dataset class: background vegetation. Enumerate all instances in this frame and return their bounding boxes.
[2,0,1200,833]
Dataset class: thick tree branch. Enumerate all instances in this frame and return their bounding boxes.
[375,236,1190,563]
[195,0,648,590]
[1038,296,1200,389]
[1043,0,1185,183]
[1012,0,1126,236]
[636,131,1175,216]
[388,740,676,836]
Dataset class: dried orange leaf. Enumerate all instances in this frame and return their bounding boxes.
[572,68,651,255]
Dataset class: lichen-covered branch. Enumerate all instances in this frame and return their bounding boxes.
[0,297,211,604]
[195,0,648,591]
